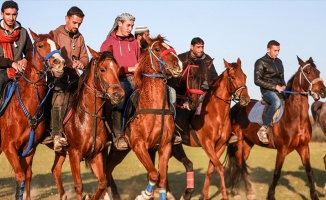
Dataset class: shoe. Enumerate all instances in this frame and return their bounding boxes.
[257,126,269,144]
[41,135,53,145]
[173,134,182,145]
[228,132,238,144]
[114,135,128,150]
[53,135,68,152]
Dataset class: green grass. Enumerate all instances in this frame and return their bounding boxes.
[1,143,326,200]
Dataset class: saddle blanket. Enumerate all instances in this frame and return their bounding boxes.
[248,101,284,125]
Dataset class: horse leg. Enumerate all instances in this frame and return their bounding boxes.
[22,152,36,200]
[87,153,107,200]
[171,143,194,200]
[156,143,172,200]
[297,145,319,200]
[52,152,67,200]
[105,148,131,200]
[67,152,83,200]
[3,147,26,200]
[133,144,159,199]
[201,144,228,200]
[240,141,255,200]
[267,150,286,200]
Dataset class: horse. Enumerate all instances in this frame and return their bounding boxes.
[0,29,65,200]
[311,100,326,193]
[103,34,183,200]
[225,56,326,200]
[163,58,249,200]
[46,46,125,200]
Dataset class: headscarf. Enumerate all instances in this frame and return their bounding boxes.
[107,13,135,38]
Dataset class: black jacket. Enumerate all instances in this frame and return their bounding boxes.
[254,53,286,94]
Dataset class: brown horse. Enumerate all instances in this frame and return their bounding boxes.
[48,46,124,200]
[226,56,326,200]
[103,35,183,200]
[0,29,65,200]
[167,58,249,200]
[311,100,326,193]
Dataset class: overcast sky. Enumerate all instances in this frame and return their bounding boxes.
[16,0,326,102]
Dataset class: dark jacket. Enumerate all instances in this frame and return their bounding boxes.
[254,53,286,94]
[178,51,218,86]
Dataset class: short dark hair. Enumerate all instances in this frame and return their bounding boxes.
[1,0,18,12]
[67,6,84,18]
[191,37,204,45]
[267,40,280,48]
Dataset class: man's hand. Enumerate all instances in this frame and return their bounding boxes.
[276,85,286,93]
[12,61,25,72]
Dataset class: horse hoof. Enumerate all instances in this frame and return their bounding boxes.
[167,191,176,200]
[82,194,91,200]
[62,193,68,200]
[246,194,256,200]
[233,194,241,199]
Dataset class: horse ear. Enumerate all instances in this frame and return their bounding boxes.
[309,57,314,63]
[87,46,100,58]
[48,30,54,39]
[223,58,230,69]
[237,58,241,66]
[145,35,153,46]
[297,56,305,66]
[107,45,114,54]
[29,28,38,40]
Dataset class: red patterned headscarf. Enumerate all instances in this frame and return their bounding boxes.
[0,28,21,78]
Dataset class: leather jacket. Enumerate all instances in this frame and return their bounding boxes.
[254,53,286,94]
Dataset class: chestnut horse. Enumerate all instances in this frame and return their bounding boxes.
[226,56,326,200]
[168,58,250,200]
[103,35,183,200]
[0,29,65,200]
[48,46,124,200]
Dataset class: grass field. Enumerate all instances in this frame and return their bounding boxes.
[1,143,326,200]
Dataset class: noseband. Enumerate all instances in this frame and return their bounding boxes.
[227,67,247,103]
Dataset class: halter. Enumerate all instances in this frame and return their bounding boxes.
[226,67,247,103]
[143,41,178,78]
[299,63,324,96]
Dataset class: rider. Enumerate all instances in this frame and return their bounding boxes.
[42,6,89,152]
[170,37,218,142]
[0,0,32,103]
[134,26,150,53]
[100,13,140,151]
[254,40,286,144]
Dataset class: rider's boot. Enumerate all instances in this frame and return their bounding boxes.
[52,106,68,152]
[112,111,128,150]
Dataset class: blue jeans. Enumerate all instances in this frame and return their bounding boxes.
[262,91,282,127]
[114,76,134,111]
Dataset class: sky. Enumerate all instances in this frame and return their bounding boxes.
[15,0,326,102]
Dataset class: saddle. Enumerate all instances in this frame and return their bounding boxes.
[248,99,284,126]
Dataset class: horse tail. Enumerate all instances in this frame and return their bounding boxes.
[311,101,323,125]
[224,143,249,190]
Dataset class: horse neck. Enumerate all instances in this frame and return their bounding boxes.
[284,75,309,118]
[138,77,168,109]
[78,77,105,115]
[206,81,231,115]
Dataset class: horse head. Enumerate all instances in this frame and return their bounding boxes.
[222,58,250,106]
[295,56,326,100]
[85,46,124,105]
[29,29,64,78]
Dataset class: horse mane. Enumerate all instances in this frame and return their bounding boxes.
[209,73,223,96]
[285,58,317,99]
[70,51,116,108]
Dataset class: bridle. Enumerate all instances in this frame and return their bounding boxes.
[214,67,247,103]
[84,53,121,101]
[142,41,179,79]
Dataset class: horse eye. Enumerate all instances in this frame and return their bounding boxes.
[155,47,160,52]
[38,44,44,48]
[100,68,106,73]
